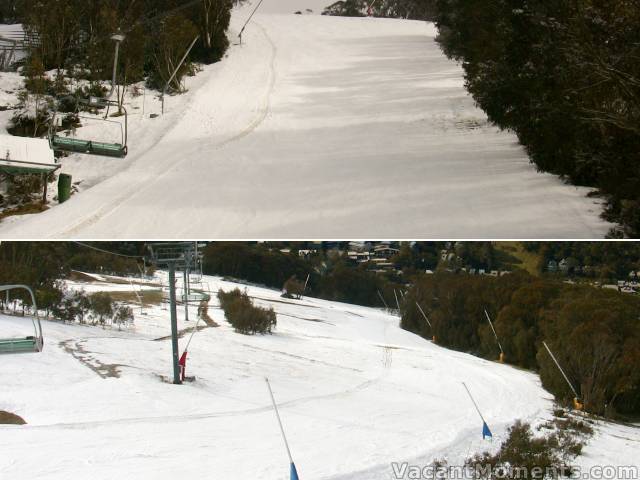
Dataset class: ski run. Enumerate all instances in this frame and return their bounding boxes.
[1,272,638,480]
[0,1,612,238]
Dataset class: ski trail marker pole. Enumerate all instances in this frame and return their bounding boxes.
[462,382,492,439]
[266,378,300,480]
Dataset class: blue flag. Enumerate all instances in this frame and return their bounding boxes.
[482,422,493,439]
[291,462,300,480]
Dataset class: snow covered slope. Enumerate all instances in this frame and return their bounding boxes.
[1,274,637,479]
[0,3,611,238]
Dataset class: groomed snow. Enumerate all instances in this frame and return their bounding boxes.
[2,274,637,479]
[0,2,612,238]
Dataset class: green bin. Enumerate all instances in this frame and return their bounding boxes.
[58,173,72,204]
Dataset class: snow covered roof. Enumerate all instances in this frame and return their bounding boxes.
[0,135,57,172]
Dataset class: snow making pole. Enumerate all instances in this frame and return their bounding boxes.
[484,310,505,363]
[542,341,583,410]
[462,382,492,440]
[377,290,389,309]
[168,263,182,385]
[266,378,301,480]
[394,289,401,312]
[161,35,199,115]
[302,273,310,298]
[416,302,436,343]
[415,302,432,328]
[238,0,266,45]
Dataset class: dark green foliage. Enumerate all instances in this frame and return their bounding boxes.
[113,304,134,330]
[218,288,277,335]
[323,0,367,16]
[402,271,640,416]
[0,242,145,283]
[524,241,640,279]
[203,242,311,291]
[202,243,403,308]
[434,1,640,236]
[466,421,584,479]
[147,14,199,91]
[3,172,44,205]
[89,291,114,325]
[17,0,236,95]
[282,275,305,299]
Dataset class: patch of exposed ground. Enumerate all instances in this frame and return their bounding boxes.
[59,339,129,378]
[0,411,26,425]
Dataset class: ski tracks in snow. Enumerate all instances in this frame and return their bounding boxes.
[56,21,278,238]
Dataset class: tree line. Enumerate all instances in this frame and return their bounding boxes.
[433,1,640,237]
[324,0,437,20]
[6,0,240,142]
[14,0,238,85]
[401,271,640,418]
[201,242,405,308]
[326,1,640,236]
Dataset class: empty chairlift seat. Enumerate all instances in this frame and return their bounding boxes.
[0,285,44,354]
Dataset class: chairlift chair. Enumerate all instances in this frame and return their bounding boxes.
[48,32,128,159]
[0,285,44,354]
[49,97,128,158]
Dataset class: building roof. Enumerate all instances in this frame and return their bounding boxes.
[0,135,58,173]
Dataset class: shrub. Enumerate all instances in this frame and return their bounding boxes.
[218,288,276,335]
[282,275,305,299]
[89,292,114,326]
[466,420,583,479]
[0,411,26,425]
[113,304,134,330]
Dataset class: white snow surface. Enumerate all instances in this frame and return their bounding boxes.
[0,6,612,238]
[1,274,638,479]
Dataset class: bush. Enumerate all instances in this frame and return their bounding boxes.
[466,420,583,479]
[218,288,276,335]
[113,304,134,330]
[89,292,114,326]
[282,275,305,299]
[0,411,26,425]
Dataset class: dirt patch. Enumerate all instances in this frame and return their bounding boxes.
[154,299,218,341]
[0,411,26,425]
[250,296,320,309]
[198,298,219,327]
[108,289,163,307]
[68,271,101,282]
[59,339,128,379]
[100,275,162,288]
[68,271,163,288]
[0,202,48,223]
[278,313,333,325]
[154,324,209,341]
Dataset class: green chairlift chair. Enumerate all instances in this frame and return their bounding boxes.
[0,285,44,354]
[49,98,128,159]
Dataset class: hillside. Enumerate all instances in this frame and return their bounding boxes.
[1,273,638,479]
[0,1,611,238]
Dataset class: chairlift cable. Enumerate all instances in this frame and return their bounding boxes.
[73,241,144,260]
